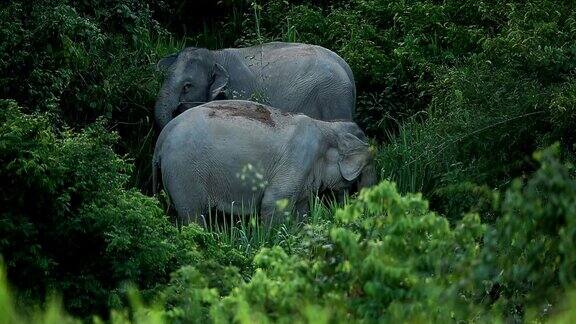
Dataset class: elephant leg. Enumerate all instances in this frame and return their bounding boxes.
[335,189,348,204]
[295,198,310,223]
[170,180,209,227]
[260,187,295,229]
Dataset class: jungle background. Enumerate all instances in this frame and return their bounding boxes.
[1,0,576,322]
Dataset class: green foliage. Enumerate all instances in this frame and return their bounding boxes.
[431,182,497,222]
[0,0,178,189]
[205,148,575,322]
[366,0,575,219]
[0,100,166,314]
[209,181,486,322]
[0,101,249,317]
[378,62,549,198]
[464,145,576,320]
[0,264,79,324]
[2,0,576,322]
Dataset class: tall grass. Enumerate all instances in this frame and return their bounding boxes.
[378,121,434,194]
[204,193,347,256]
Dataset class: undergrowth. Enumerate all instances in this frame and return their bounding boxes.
[1,0,576,322]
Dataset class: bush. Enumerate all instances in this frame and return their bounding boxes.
[378,63,547,195]
[208,181,485,322]
[0,0,178,190]
[464,145,576,320]
[374,0,576,217]
[0,100,173,315]
[0,101,249,317]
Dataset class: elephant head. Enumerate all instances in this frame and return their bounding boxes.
[334,121,378,189]
[155,48,229,128]
[322,122,377,192]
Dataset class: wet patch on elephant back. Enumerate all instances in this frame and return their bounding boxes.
[208,102,276,127]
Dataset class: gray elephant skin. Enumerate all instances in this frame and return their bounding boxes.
[152,100,376,226]
[154,42,356,129]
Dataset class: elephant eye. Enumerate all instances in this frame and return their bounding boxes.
[183,82,193,93]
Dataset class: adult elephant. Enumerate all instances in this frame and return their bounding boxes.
[154,42,356,129]
[153,100,376,226]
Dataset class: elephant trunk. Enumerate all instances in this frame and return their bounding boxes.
[359,163,378,189]
[154,83,179,129]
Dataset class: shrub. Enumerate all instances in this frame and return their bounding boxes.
[0,264,79,324]
[0,100,174,315]
[374,0,576,216]
[463,145,576,320]
[209,181,487,322]
[0,0,179,190]
[378,63,547,195]
[431,182,497,222]
[0,101,249,317]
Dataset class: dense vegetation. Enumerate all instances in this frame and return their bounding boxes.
[1,0,575,322]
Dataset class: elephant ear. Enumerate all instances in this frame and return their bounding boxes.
[337,133,370,181]
[209,63,229,100]
[157,53,178,72]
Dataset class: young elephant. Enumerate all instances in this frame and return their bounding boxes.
[152,100,376,226]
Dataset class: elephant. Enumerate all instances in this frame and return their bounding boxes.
[154,42,356,129]
[152,100,376,227]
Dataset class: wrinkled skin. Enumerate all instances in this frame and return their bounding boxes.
[153,100,375,227]
[154,42,356,129]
